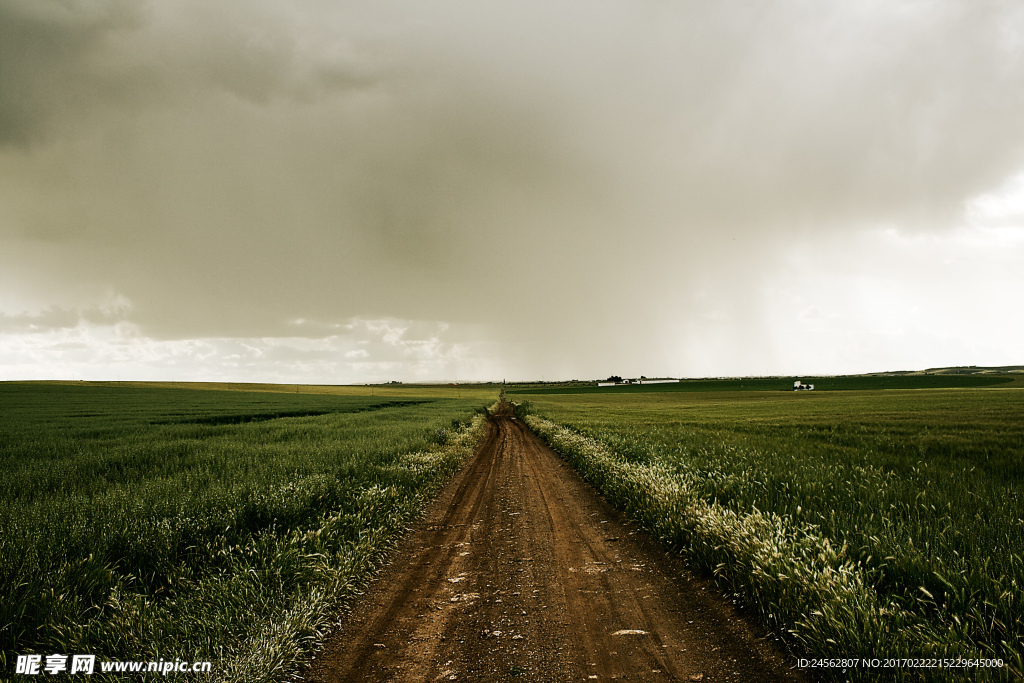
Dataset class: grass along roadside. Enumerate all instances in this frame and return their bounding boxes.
[214,413,489,682]
[519,389,1023,681]
[1,383,492,682]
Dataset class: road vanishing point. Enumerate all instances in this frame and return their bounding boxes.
[304,412,810,682]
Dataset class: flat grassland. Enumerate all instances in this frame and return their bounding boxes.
[6,378,1021,681]
[512,384,1023,681]
[0,382,491,680]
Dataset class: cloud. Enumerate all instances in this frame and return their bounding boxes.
[0,0,135,145]
[0,0,378,145]
[2,0,1024,379]
[0,315,496,382]
[0,296,132,333]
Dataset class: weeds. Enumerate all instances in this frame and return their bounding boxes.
[0,383,488,682]
[524,388,1024,682]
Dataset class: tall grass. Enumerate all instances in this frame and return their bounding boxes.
[521,389,1024,681]
[1,383,489,681]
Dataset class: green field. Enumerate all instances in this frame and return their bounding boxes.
[0,382,491,681]
[6,378,1022,681]
[515,386,1024,681]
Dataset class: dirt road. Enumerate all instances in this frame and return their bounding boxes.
[305,415,808,682]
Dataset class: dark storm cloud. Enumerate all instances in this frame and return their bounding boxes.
[0,0,374,145]
[2,0,1024,378]
[0,307,81,333]
[0,0,135,144]
[0,302,130,333]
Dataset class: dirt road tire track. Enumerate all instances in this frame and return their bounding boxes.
[304,416,809,682]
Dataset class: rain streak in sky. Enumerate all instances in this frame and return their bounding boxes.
[2,0,1023,382]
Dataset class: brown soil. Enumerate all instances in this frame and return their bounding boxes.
[304,415,811,682]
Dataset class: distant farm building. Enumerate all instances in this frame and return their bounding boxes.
[793,380,815,391]
[597,378,681,387]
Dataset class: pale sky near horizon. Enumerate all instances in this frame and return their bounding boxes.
[2,0,1023,383]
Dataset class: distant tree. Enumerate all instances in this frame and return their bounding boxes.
[606,375,623,383]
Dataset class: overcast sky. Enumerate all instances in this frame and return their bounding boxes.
[2,0,1023,383]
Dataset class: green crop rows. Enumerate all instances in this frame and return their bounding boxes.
[515,387,1024,681]
[1,383,490,681]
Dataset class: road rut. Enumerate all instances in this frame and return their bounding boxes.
[304,415,808,682]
